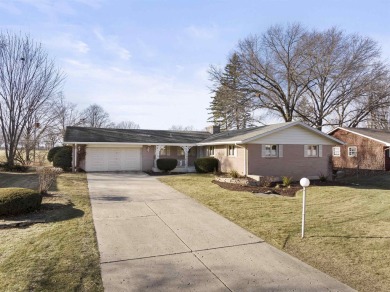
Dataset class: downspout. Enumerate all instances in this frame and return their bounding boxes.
[235,143,247,176]
[384,146,390,170]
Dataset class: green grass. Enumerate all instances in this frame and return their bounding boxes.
[0,172,103,292]
[160,174,390,292]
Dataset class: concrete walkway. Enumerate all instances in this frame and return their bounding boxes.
[87,172,355,292]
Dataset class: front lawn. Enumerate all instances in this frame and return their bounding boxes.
[160,174,390,292]
[0,172,103,291]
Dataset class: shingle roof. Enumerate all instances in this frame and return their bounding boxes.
[199,122,295,144]
[64,127,211,144]
[65,121,342,145]
[335,127,390,145]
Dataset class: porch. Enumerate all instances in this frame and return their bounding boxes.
[152,145,198,173]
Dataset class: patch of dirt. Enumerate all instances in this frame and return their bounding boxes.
[212,180,300,197]
[212,179,349,197]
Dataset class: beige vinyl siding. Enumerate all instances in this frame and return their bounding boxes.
[250,125,334,145]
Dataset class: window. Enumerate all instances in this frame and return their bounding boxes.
[207,146,215,156]
[189,147,196,156]
[332,147,341,157]
[265,144,278,157]
[160,146,170,156]
[179,148,185,156]
[228,145,236,156]
[348,146,357,157]
[306,145,318,157]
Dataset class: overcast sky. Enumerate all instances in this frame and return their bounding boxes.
[0,0,389,130]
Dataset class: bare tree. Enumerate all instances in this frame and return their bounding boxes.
[237,23,312,122]
[115,121,140,129]
[0,32,63,167]
[80,104,112,128]
[169,125,195,131]
[295,28,389,130]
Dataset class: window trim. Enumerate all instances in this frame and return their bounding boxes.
[264,144,278,157]
[348,146,357,157]
[208,146,215,156]
[332,146,341,157]
[306,145,319,157]
[227,145,236,157]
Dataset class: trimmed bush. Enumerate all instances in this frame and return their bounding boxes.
[47,146,63,162]
[37,167,63,194]
[0,163,29,172]
[157,158,177,172]
[194,157,219,173]
[0,188,42,216]
[53,146,72,171]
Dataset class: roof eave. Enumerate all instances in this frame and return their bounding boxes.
[328,127,390,146]
[238,121,343,145]
[197,141,243,146]
[63,141,200,146]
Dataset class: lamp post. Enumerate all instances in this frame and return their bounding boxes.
[300,177,310,238]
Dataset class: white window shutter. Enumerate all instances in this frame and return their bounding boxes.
[304,145,308,157]
[261,145,266,157]
[278,145,283,158]
[319,145,323,157]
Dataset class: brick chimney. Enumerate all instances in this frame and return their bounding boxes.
[206,125,220,134]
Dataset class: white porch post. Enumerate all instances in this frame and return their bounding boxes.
[72,143,77,172]
[181,146,192,172]
[154,145,164,167]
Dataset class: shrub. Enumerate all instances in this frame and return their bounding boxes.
[282,176,294,187]
[156,158,177,172]
[194,157,219,173]
[0,188,42,216]
[259,176,275,187]
[37,167,63,194]
[53,147,72,171]
[47,146,63,162]
[0,163,29,172]
[319,172,328,182]
[229,169,240,178]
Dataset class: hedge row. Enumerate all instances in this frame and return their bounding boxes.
[194,157,219,173]
[0,188,42,216]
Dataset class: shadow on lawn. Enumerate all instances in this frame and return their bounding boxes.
[0,198,84,228]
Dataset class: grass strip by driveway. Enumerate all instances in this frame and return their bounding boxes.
[0,172,103,292]
[159,173,390,292]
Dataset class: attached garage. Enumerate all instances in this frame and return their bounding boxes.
[85,146,142,172]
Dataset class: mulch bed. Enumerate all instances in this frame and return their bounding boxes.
[212,179,348,197]
[212,180,300,197]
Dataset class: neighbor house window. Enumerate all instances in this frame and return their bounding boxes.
[348,146,357,157]
[265,144,278,157]
[208,146,215,156]
[228,145,236,156]
[306,145,318,157]
[332,147,341,157]
[160,146,170,156]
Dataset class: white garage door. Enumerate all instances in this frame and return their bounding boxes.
[85,147,142,172]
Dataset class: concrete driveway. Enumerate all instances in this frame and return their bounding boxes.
[87,172,355,292]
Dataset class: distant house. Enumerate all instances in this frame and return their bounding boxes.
[64,121,342,180]
[328,127,390,171]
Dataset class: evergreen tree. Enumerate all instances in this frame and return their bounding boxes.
[208,53,255,130]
